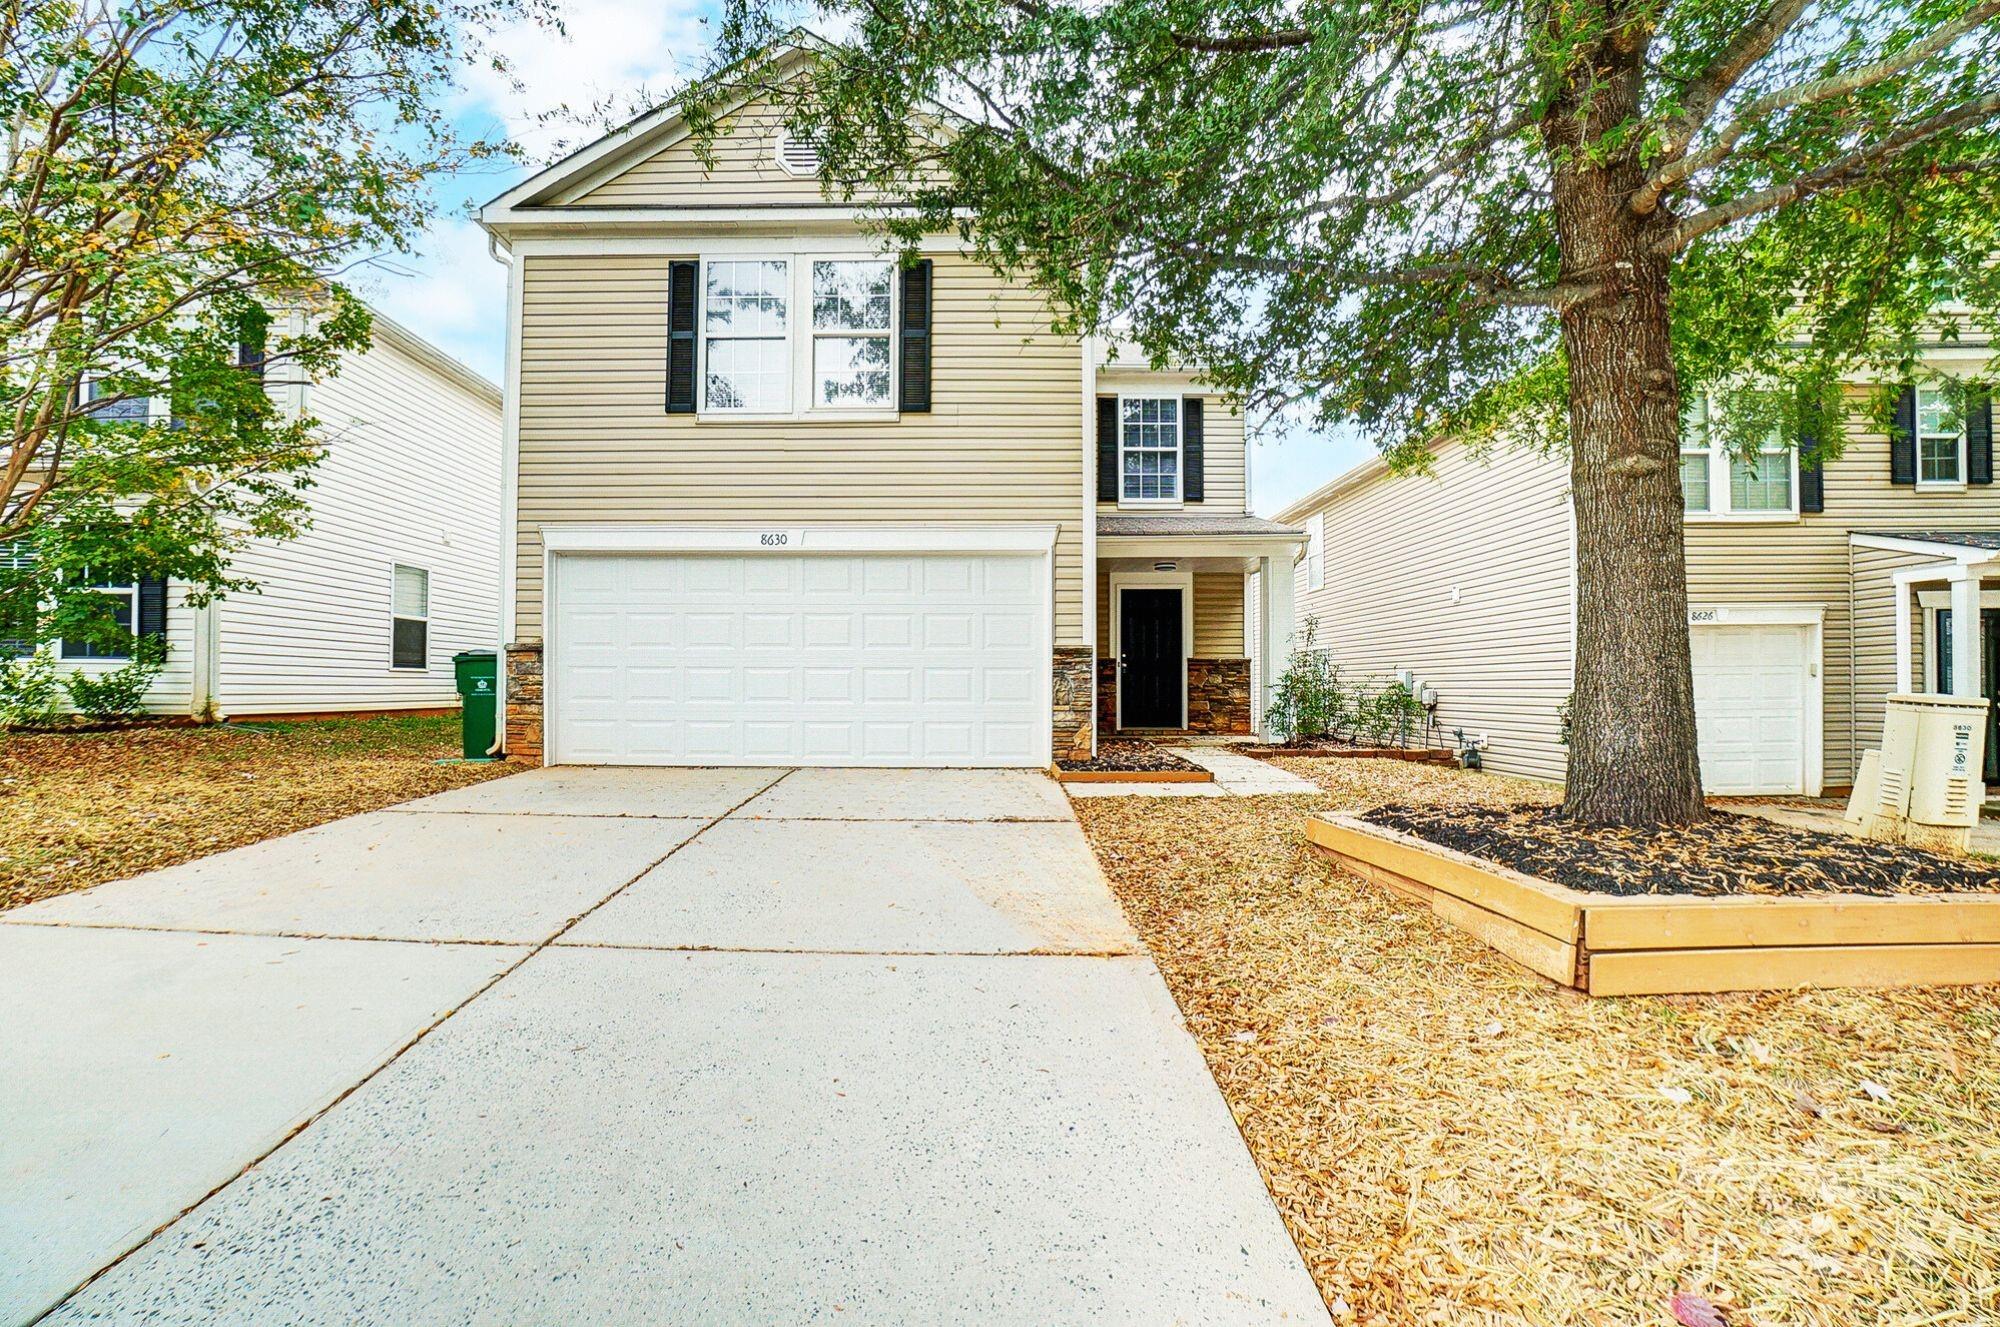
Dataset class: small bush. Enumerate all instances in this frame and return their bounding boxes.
[1357,680,1427,747]
[0,651,65,728]
[1267,618,1350,742]
[63,637,167,720]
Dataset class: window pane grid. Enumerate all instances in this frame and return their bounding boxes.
[1679,452,1711,512]
[703,260,789,412]
[1729,452,1791,510]
[1916,388,1963,484]
[1120,397,1180,502]
[811,260,892,408]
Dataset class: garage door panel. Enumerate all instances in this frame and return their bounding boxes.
[551,552,1046,767]
[1692,623,1811,795]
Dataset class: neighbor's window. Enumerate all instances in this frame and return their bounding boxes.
[811,260,892,408]
[1916,387,1965,486]
[83,377,149,423]
[0,540,35,658]
[1680,393,1796,517]
[60,572,136,660]
[1120,396,1181,503]
[703,259,790,412]
[391,564,429,670]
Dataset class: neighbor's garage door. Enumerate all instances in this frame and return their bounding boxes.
[1691,623,1809,794]
[549,553,1046,767]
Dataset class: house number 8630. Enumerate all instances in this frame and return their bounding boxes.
[759,532,789,546]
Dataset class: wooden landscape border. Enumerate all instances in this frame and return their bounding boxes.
[1052,767,1215,784]
[1304,813,2000,996]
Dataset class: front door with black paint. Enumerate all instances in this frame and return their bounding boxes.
[1119,588,1183,728]
[1935,605,2000,780]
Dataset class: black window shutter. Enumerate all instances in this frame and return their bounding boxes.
[1890,386,1916,485]
[1182,398,1205,503]
[665,260,698,413]
[899,259,933,413]
[137,577,167,640]
[1969,386,1993,485]
[1096,397,1119,500]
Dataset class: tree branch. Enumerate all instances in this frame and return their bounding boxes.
[1169,27,1315,53]
[1637,0,1811,208]
[1635,0,2000,213]
[1654,90,2000,252]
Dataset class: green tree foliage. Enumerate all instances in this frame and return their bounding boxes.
[705,3,2000,822]
[0,0,555,654]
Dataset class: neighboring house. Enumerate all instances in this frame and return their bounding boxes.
[6,310,503,720]
[1279,359,2000,797]
[475,46,1303,768]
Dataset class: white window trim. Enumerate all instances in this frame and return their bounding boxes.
[1115,392,1185,509]
[1914,387,1968,490]
[59,578,139,662]
[695,252,899,423]
[390,563,430,671]
[1681,395,1801,523]
[1108,569,1194,731]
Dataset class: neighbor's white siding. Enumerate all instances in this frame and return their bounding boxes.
[1292,442,1574,781]
[213,332,503,715]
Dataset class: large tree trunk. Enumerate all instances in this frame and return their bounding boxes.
[1547,15,1707,827]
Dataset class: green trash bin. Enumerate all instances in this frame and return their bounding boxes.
[452,650,500,761]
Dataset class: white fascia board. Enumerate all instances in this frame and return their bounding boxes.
[539,522,1060,555]
[1096,534,1306,561]
[502,229,964,258]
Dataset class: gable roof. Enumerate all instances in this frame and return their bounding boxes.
[478,37,826,224]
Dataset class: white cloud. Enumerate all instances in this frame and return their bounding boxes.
[352,217,509,385]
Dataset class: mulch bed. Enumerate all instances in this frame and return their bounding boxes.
[1365,803,2000,898]
[1242,740,1454,764]
[1055,739,1202,774]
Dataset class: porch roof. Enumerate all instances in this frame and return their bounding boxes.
[1096,514,1304,538]
[1851,530,2000,559]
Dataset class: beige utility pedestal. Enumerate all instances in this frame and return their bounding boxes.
[1845,693,1989,852]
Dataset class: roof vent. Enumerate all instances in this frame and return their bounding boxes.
[775,132,822,176]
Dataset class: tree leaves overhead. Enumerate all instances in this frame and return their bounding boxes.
[708,0,2000,465]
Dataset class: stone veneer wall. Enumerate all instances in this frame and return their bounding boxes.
[1096,656,1253,735]
[504,641,544,763]
[1052,647,1096,762]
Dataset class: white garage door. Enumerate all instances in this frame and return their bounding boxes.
[1691,623,1810,794]
[549,553,1047,767]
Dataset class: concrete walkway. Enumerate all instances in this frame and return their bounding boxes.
[1,767,1327,1326]
[1066,746,1322,799]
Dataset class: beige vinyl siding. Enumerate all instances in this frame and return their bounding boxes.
[1684,393,1999,784]
[1096,395,1247,514]
[1192,573,1246,656]
[1847,544,1944,764]
[575,101,865,207]
[1293,442,1574,782]
[514,251,1085,646]
[1094,569,1245,657]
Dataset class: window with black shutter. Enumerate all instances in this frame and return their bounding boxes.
[898,259,932,413]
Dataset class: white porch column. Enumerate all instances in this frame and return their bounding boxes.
[1894,574,1915,692]
[1950,566,1982,699]
[1257,553,1296,739]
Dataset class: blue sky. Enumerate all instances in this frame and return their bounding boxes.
[355,1,1373,517]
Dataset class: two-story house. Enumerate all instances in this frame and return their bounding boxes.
[476,48,1302,768]
[1279,362,1999,797]
[6,309,502,720]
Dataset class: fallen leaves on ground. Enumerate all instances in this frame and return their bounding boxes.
[0,716,516,910]
[1072,758,2000,1327]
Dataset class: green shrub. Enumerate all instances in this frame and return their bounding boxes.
[1357,681,1426,746]
[0,650,65,728]
[1266,618,1350,742]
[63,636,167,720]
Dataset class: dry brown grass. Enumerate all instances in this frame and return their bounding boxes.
[1074,758,2000,1327]
[0,715,516,911]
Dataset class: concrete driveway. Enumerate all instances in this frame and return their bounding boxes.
[1,767,1328,1326]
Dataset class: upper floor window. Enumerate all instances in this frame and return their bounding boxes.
[703,259,791,413]
[811,260,892,408]
[83,378,149,423]
[1680,394,1796,518]
[1120,396,1181,504]
[1916,387,1965,486]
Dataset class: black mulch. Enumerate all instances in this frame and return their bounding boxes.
[1056,740,1202,774]
[1362,804,2000,898]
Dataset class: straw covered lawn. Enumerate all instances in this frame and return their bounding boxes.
[1072,758,2000,1327]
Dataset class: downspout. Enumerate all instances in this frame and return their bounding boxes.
[488,229,517,758]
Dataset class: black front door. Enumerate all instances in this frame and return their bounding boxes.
[1935,606,2000,780]
[1119,588,1183,728]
